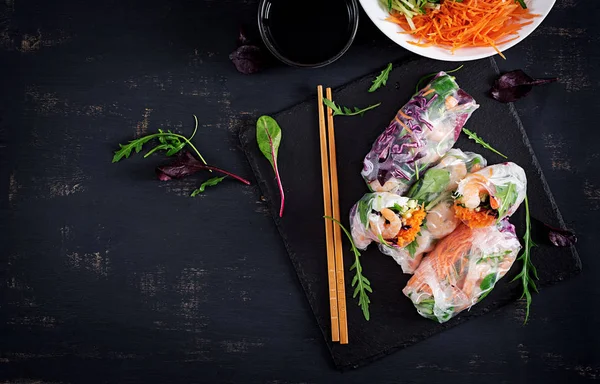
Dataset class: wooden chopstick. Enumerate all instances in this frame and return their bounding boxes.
[325,87,348,344]
[317,85,340,342]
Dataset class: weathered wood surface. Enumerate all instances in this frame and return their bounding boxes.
[0,0,598,382]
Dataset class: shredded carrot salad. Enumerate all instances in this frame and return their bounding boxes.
[387,0,539,59]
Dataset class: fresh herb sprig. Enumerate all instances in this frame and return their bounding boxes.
[462,128,508,159]
[369,63,393,93]
[256,115,285,217]
[322,98,381,117]
[510,196,538,323]
[190,176,227,197]
[112,115,208,165]
[325,216,372,321]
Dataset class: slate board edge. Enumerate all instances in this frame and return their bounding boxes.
[238,57,582,370]
[488,57,582,274]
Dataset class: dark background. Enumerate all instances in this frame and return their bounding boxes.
[0,0,598,383]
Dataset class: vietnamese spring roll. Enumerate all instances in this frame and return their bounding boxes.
[381,149,487,273]
[403,220,522,323]
[453,162,527,228]
[350,193,427,265]
[361,72,479,194]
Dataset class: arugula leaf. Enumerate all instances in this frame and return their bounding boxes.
[112,115,208,165]
[190,176,227,197]
[510,196,538,323]
[406,238,418,258]
[478,273,496,302]
[357,198,371,227]
[324,216,372,321]
[408,168,450,204]
[369,63,393,93]
[494,183,518,219]
[257,115,285,217]
[390,203,405,214]
[322,97,381,117]
[462,128,508,159]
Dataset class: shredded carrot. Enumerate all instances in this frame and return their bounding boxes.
[422,88,436,97]
[395,207,427,247]
[405,224,474,295]
[453,203,496,228]
[387,0,539,59]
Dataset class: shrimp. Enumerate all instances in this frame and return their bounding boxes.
[446,162,468,191]
[372,208,402,239]
[426,201,459,238]
[459,174,498,209]
[369,178,401,193]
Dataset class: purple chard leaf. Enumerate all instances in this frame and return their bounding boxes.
[490,70,558,103]
[531,217,577,247]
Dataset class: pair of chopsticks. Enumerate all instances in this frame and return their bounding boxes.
[317,85,348,344]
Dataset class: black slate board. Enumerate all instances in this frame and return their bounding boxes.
[239,57,581,370]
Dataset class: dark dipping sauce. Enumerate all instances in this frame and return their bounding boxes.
[259,0,357,67]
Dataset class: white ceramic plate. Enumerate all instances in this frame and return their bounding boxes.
[358,0,556,61]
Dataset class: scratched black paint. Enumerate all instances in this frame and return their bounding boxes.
[0,0,599,382]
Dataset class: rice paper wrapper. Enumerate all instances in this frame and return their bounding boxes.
[350,192,425,273]
[379,149,487,274]
[361,72,479,194]
[402,221,522,323]
[408,148,487,209]
[455,162,527,224]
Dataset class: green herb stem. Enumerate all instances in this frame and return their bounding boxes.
[510,195,538,323]
[462,128,508,159]
[324,216,372,321]
[322,98,381,117]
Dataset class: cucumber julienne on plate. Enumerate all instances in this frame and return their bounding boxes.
[382,0,537,59]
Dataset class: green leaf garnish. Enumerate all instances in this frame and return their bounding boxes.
[369,63,393,93]
[462,128,508,159]
[516,0,527,9]
[190,176,227,197]
[322,97,381,117]
[256,115,285,217]
[112,115,208,165]
[510,195,538,323]
[324,216,372,321]
[478,273,497,302]
[494,183,518,220]
[357,198,371,227]
[408,168,451,204]
[406,238,418,258]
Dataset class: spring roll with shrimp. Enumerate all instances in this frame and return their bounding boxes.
[453,162,527,228]
[361,72,479,194]
[403,220,522,323]
[350,192,427,272]
[383,149,487,273]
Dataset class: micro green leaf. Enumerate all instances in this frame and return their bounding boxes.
[190,176,227,197]
[322,97,381,117]
[462,128,507,159]
[368,63,393,93]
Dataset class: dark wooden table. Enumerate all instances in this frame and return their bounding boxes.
[1,0,598,382]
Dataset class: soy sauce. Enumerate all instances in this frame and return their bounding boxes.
[261,0,354,66]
